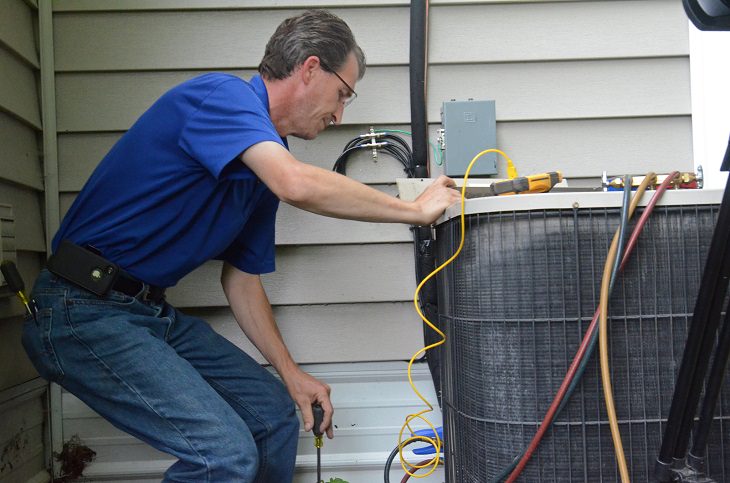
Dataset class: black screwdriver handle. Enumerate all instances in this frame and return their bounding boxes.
[312,403,324,437]
[1,260,25,293]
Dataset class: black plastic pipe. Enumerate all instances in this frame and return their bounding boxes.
[409,0,442,403]
[409,0,429,178]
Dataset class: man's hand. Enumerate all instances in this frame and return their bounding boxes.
[412,175,461,225]
[282,368,335,439]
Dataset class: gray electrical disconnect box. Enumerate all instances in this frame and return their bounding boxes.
[441,99,497,177]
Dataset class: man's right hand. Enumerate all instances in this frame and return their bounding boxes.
[412,175,461,225]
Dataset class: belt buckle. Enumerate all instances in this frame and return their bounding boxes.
[140,284,163,304]
[139,284,153,303]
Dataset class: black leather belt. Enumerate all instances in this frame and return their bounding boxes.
[47,240,166,304]
[113,271,166,304]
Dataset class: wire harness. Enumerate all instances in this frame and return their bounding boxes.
[331,128,444,177]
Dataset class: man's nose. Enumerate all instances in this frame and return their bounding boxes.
[333,104,346,125]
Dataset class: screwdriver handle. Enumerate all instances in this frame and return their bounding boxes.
[312,403,324,437]
[1,260,25,293]
[1,260,35,318]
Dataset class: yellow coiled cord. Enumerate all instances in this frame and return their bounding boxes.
[399,149,517,478]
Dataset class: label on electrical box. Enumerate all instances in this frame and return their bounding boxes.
[441,99,497,177]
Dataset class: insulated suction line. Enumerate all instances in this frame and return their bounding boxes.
[401,148,517,478]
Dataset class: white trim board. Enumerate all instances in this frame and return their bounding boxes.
[689,24,730,189]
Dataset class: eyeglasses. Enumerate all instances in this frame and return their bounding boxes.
[319,59,357,107]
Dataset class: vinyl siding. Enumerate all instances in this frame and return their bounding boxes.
[0,2,49,482]
[51,0,692,351]
[0,0,44,401]
[0,380,49,483]
[48,1,692,481]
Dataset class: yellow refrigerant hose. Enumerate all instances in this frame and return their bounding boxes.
[400,148,517,478]
[598,173,657,483]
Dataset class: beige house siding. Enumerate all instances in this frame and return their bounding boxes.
[0,1,50,482]
[52,0,692,360]
[45,1,692,481]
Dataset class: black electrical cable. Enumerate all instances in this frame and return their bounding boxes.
[380,133,414,157]
[384,440,420,483]
[338,134,399,158]
[333,143,414,177]
[332,133,416,177]
[332,142,414,177]
[331,145,366,174]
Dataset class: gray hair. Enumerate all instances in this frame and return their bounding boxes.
[258,10,366,81]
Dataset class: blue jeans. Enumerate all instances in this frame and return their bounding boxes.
[22,270,299,482]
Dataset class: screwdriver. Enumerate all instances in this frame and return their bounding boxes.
[1,260,36,320]
[312,403,324,483]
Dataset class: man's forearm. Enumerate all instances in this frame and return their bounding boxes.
[240,141,460,225]
[221,263,298,378]
[220,231,334,438]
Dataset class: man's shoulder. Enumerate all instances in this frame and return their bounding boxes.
[177,72,248,93]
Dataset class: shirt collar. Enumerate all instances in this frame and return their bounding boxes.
[248,75,270,112]
[249,74,288,149]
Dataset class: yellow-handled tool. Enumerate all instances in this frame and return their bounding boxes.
[1,260,37,320]
[484,171,563,197]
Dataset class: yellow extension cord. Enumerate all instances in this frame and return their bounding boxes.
[598,173,656,483]
[399,149,517,478]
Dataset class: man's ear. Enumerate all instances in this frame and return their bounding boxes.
[299,55,321,86]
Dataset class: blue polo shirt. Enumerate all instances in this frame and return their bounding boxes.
[54,74,287,287]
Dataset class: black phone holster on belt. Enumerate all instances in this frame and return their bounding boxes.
[47,240,120,296]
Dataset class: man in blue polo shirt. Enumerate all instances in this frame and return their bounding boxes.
[22,10,459,483]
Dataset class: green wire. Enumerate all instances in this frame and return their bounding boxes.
[376,129,443,166]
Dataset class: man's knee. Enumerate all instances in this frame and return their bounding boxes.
[181,419,260,482]
[219,421,260,472]
[269,383,300,438]
[280,404,300,438]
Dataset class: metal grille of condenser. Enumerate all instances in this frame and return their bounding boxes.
[434,192,730,482]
